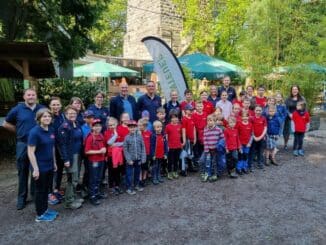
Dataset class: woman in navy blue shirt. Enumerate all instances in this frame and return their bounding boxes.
[28,108,58,222]
[69,97,85,127]
[57,105,84,209]
[87,91,109,129]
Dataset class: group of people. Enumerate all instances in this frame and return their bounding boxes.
[3,75,310,222]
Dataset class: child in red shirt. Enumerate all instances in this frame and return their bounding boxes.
[150,121,168,185]
[249,105,267,170]
[242,98,255,118]
[138,118,152,186]
[84,119,106,205]
[192,101,207,165]
[104,117,123,195]
[237,112,253,174]
[165,111,183,180]
[200,90,215,115]
[291,101,310,156]
[156,107,168,176]
[180,89,196,117]
[224,117,242,178]
[253,85,267,108]
[181,104,197,176]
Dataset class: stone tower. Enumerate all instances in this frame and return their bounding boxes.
[123,0,189,60]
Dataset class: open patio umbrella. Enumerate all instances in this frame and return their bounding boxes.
[143,52,244,80]
[74,61,140,77]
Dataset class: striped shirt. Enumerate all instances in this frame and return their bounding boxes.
[203,126,224,152]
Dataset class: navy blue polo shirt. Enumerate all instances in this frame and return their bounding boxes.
[28,125,55,172]
[76,112,85,127]
[137,94,162,123]
[87,104,109,127]
[5,103,44,143]
[208,96,219,107]
[217,86,237,102]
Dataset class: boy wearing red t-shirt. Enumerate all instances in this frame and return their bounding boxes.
[192,101,207,166]
[242,98,255,118]
[224,117,242,178]
[249,105,267,170]
[138,118,152,186]
[253,85,267,108]
[291,101,310,156]
[150,121,168,185]
[84,119,106,205]
[181,104,197,176]
[180,89,196,117]
[237,112,253,174]
[165,111,183,180]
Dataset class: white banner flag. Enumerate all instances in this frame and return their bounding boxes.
[142,36,188,101]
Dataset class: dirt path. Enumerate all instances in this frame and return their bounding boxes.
[0,133,325,245]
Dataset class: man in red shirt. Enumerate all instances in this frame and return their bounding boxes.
[249,105,267,170]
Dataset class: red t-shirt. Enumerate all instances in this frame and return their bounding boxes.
[84,133,106,162]
[165,123,182,149]
[181,116,195,142]
[103,129,114,157]
[251,116,267,137]
[292,111,310,132]
[180,101,196,111]
[155,134,165,158]
[192,111,207,144]
[232,99,243,108]
[141,130,152,155]
[254,96,267,108]
[237,121,253,145]
[116,125,129,143]
[202,100,215,115]
[224,127,241,151]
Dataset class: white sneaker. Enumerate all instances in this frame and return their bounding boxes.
[126,189,136,195]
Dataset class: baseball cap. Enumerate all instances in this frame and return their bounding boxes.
[84,110,94,118]
[141,110,150,117]
[91,119,102,126]
[184,104,194,111]
[127,120,138,127]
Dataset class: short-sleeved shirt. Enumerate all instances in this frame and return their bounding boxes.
[141,130,152,155]
[182,116,195,142]
[165,123,182,149]
[217,86,236,102]
[251,116,267,137]
[237,121,253,145]
[84,133,106,162]
[216,100,233,119]
[137,94,162,123]
[192,112,207,144]
[155,134,165,158]
[5,103,44,142]
[28,125,55,172]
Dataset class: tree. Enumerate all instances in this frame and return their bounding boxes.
[0,0,107,65]
[90,0,127,56]
[172,0,218,55]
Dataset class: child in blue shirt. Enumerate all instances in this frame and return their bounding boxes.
[266,105,282,165]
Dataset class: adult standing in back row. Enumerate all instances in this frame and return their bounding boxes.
[137,81,162,123]
[2,88,44,210]
[217,75,237,102]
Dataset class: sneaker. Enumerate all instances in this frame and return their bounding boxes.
[167,173,174,180]
[152,180,159,185]
[284,145,288,150]
[48,194,59,205]
[270,158,279,166]
[64,201,82,209]
[16,202,26,210]
[97,192,108,199]
[236,170,243,175]
[201,173,209,182]
[126,189,136,195]
[209,175,218,182]
[45,209,58,217]
[158,178,164,183]
[180,171,187,177]
[117,187,124,194]
[173,172,179,179]
[135,186,144,192]
[298,150,304,156]
[35,212,56,222]
[90,197,100,206]
[53,192,63,201]
[293,150,299,156]
[75,198,85,204]
[139,181,145,188]
[229,172,238,179]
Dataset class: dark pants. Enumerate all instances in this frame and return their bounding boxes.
[194,142,204,163]
[293,132,305,150]
[35,171,53,216]
[249,140,266,169]
[108,157,121,188]
[16,141,34,206]
[88,161,104,199]
[152,158,163,181]
[125,160,141,190]
[168,148,181,172]
[226,150,238,173]
[54,146,64,191]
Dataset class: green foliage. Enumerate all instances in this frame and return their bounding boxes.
[0,0,108,65]
[0,79,15,102]
[38,78,106,107]
[90,0,127,56]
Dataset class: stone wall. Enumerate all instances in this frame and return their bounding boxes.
[123,0,187,59]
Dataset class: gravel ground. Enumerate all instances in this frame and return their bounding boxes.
[0,130,325,245]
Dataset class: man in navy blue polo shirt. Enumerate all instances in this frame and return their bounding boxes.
[110,82,137,121]
[3,88,44,210]
[137,81,162,123]
[217,75,237,102]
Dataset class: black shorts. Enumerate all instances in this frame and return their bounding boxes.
[141,156,151,171]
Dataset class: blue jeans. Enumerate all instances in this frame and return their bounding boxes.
[204,149,218,176]
[152,158,163,182]
[216,149,226,176]
[238,145,250,171]
[88,161,104,198]
[125,160,141,190]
